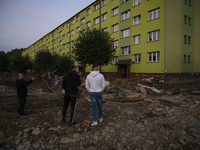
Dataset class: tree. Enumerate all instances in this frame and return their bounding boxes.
[51,53,73,85]
[11,54,33,73]
[34,50,53,79]
[72,28,116,67]
[0,51,9,79]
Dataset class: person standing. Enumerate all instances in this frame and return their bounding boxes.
[15,73,34,117]
[61,65,81,125]
[86,63,106,126]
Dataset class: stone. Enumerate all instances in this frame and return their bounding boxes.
[32,142,41,149]
[48,127,59,131]
[60,137,73,144]
[127,120,135,124]
[73,133,80,139]
[157,97,181,106]
[23,132,29,138]
[16,144,25,150]
[179,138,186,145]
[121,136,127,143]
[32,128,40,135]
[85,120,90,124]
[23,127,32,132]
[140,87,147,94]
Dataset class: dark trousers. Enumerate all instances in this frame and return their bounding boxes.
[62,95,78,124]
[17,97,26,115]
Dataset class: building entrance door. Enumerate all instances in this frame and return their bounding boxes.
[121,65,127,78]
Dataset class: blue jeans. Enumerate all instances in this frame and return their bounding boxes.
[90,92,103,121]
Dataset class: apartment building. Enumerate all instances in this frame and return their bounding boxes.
[22,0,200,79]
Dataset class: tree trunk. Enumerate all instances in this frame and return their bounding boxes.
[47,69,51,79]
[54,74,58,85]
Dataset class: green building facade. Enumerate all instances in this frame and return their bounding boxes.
[22,0,200,79]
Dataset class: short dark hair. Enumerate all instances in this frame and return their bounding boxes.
[93,63,99,70]
[69,64,76,70]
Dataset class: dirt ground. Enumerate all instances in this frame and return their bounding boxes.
[0,75,200,150]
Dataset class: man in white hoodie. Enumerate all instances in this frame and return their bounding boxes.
[86,63,106,126]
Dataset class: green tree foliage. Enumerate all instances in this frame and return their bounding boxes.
[11,54,33,73]
[51,53,73,76]
[0,51,9,78]
[34,50,53,78]
[72,28,116,66]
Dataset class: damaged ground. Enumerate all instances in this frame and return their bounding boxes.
[0,76,200,150]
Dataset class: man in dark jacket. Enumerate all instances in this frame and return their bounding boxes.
[61,65,81,125]
[15,73,34,117]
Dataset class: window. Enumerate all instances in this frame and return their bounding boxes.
[113,40,119,48]
[113,56,119,64]
[188,17,191,25]
[81,18,85,25]
[57,38,59,42]
[103,28,107,33]
[148,30,160,42]
[71,30,74,35]
[121,46,130,55]
[87,21,90,28]
[59,31,62,36]
[51,40,53,45]
[72,52,75,57]
[188,36,191,44]
[67,32,70,37]
[188,55,191,63]
[189,0,191,6]
[67,22,70,27]
[77,15,80,21]
[133,54,141,63]
[184,55,187,63]
[102,0,107,6]
[184,35,187,44]
[184,15,187,24]
[121,10,130,21]
[63,44,66,49]
[60,50,62,55]
[133,0,141,6]
[133,15,141,25]
[122,0,128,4]
[133,35,141,44]
[63,34,65,39]
[94,3,100,11]
[67,52,70,57]
[113,24,118,32]
[57,46,59,51]
[72,41,75,46]
[87,9,90,15]
[67,42,70,47]
[112,7,119,16]
[149,8,160,21]
[148,51,160,62]
[94,17,100,25]
[71,19,74,25]
[121,28,130,38]
[63,25,65,30]
[60,41,62,45]
[102,13,107,21]
[77,27,80,33]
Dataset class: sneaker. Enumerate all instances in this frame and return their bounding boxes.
[91,121,98,126]
[19,115,26,118]
[70,122,77,126]
[99,117,103,123]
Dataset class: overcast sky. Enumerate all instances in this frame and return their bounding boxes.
[0,0,95,53]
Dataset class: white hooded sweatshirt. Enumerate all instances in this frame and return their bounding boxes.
[86,71,106,93]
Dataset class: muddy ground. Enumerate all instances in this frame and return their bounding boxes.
[0,76,200,150]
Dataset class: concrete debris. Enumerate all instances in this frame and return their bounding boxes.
[138,84,161,93]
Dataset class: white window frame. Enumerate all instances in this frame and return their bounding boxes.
[94,17,100,25]
[113,40,119,48]
[60,50,62,55]
[121,46,130,55]
[103,28,107,33]
[133,15,141,26]
[71,30,74,35]
[149,8,160,21]
[57,38,59,42]
[113,24,118,33]
[94,3,100,11]
[112,56,119,64]
[63,44,66,49]
[148,51,160,62]
[81,18,85,25]
[77,16,80,21]
[72,41,75,46]
[67,42,70,47]
[77,27,80,33]
[121,10,130,21]
[121,28,130,38]
[87,21,90,28]
[148,30,160,42]
[67,32,70,37]
[102,0,107,6]
[133,54,141,63]
[57,46,59,51]
[67,22,70,27]
[133,0,141,6]
[133,34,141,45]
[122,0,128,4]
[87,9,90,15]
[59,31,62,36]
[112,7,119,16]
[102,13,107,21]
[60,40,62,45]
[63,25,65,30]
[71,19,74,25]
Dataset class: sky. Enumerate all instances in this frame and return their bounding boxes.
[0,0,95,53]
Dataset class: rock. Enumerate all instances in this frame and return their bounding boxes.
[140,87,147,94]
[60,137,73,144]
[16,144,25,150]
[85,120,90,124]
[48,127,59,131]
[23,127,32,132]
[127,120,135,124]
[23,132,29,138]
[157,97,181,106]
[32,128,40,135]
[73,133,80,139]
[179,138,186,145]
[121,136,127,143]
[32,142,41,149]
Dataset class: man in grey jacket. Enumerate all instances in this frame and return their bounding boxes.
[86,63,106,126]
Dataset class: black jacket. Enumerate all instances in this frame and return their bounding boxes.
[15,78,33,98]
[62,71,81,95]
